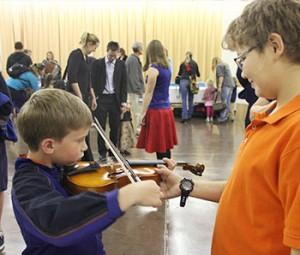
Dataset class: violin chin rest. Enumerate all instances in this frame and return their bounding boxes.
[64,161,100,176]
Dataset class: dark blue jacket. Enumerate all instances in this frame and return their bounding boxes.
[12,158,123,255]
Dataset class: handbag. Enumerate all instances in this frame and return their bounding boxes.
[119,110,135,152]
[213,91,226,112]
[175,75,181,85]
[189,77,199,94]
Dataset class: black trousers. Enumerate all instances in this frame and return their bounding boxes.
[94,94,120,158]
[82,95,94,161]
[156,150,171,160]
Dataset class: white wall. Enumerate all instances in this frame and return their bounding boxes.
[221,1,251,76]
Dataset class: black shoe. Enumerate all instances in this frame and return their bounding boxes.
[98,155,107,164]
[110,156,118,163]
[124,150,131,156]
[121,150,131,156]
[180,119,186,123]
[0,233,4,252]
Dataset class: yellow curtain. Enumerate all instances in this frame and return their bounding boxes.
[0,0,223,81]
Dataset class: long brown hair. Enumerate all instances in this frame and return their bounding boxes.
[143,40,169,72]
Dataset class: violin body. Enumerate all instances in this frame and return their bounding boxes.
[65,119,205,195]
[63,160,204,195]
[64,161,161,194]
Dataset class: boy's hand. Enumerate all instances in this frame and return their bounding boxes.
[118,180,162,211]
[133,181,163,207]
[155,165,181,199]
[162,157,176,170]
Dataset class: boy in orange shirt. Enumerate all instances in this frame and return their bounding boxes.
[157,1,300,254]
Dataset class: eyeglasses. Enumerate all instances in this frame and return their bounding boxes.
[234,46,257,70]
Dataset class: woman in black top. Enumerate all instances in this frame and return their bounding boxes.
[236,67,258,127]
[66,32,100,161]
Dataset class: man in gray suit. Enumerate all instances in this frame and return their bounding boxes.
[125,42,144,133]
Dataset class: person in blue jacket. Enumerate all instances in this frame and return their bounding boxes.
[12,88,162,255]
[6,63,44,112]
[0,71,14,252]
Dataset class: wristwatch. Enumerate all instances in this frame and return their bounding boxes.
[179,178,194,207]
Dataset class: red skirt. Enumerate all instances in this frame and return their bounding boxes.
[136,108,178,153]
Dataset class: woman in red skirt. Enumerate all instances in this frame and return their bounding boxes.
[136,40,177,159]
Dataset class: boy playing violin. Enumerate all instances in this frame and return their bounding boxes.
[158,1,300,254]
[12,88,162,255]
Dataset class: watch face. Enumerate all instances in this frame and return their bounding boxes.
[182,181,192,190]
[181,179,193,191]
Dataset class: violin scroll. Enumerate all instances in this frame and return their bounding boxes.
[182,163,205,176]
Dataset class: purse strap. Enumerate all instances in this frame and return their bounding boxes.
[214,91,221,103]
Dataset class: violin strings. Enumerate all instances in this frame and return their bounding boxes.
[91,122,136,183]
[92,118,141,183]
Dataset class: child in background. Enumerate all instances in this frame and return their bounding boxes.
[6,63,44,112]
[203,79,217,122]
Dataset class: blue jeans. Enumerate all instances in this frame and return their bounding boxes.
[218,86,233,121]
[180,79,194,120]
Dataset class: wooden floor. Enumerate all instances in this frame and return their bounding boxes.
[2,105,246,255]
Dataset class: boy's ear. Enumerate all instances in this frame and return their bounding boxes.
[268,33,284,56]
[40,138,55,154]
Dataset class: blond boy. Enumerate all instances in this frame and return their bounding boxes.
[12,89,162,255]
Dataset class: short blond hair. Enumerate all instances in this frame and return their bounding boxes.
[80,32,100,46]
[17,89,92,151]
[223,0,300,63]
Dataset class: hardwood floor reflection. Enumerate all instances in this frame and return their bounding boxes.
[3,108,246,255]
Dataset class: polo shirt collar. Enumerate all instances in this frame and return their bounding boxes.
[253,95,300,124]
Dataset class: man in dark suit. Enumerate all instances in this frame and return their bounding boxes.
[91,41,127,162]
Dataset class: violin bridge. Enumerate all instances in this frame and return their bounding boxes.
[107,165,124,178]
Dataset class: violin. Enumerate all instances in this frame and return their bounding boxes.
[63,160,205,194]
[63,118,205,195]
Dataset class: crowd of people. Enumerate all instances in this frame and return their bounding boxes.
[1,1,299,254]
[0,34,247,255]
[0,34,179,254]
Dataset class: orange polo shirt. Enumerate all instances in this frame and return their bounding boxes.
[212,95,300,255]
